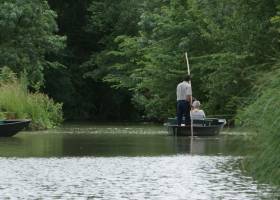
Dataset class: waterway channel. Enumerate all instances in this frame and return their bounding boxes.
[0,123,278,199]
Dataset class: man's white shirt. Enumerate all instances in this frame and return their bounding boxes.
[176,81,192,101]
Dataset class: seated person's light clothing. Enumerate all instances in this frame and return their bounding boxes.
[191,109,206,120]
[191,100,206,120]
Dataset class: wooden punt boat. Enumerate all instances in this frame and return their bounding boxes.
[0,120,31,137]
[164,118,226,136]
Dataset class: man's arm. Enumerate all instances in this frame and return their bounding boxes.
[187,95,192,105]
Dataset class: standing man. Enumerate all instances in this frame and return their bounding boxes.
[176,75,192,126]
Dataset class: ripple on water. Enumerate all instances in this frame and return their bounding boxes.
[0,156,278,199]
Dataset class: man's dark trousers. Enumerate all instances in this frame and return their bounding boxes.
[177,100,191,126]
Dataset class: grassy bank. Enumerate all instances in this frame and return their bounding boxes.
[0,67,63,130]
[238,67,280,185]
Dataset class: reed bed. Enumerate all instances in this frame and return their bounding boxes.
[0,68,63,130]
[238,68,280,185]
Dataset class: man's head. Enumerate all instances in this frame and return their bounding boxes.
[183,75,191,82]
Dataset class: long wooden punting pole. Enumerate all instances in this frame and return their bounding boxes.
[185,52,194,152]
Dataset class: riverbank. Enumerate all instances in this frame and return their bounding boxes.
[0,67,63,130]
[238,69,280,186]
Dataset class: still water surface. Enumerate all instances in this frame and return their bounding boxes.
[0,123,278,199]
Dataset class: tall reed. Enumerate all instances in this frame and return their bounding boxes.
[0,67,63,129]
[238,67,280,185]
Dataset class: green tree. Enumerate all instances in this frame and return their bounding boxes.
[0,0,65,89]
[92,0,216,119]
[92,0,278,120]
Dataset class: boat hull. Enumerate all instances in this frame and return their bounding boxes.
[0,120,31,137]
[165,118,225,136]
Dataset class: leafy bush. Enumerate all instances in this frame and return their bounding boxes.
[0,67,63,129]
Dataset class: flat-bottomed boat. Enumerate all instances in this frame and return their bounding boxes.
[165,118,226,136]
[0,120,31,137]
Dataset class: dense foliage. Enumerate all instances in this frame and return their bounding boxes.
[0,67,63,129]
[0,0,279,120]
[45,0,140,120]
[238,68,280,185]
[1,0,278,121]
[83,0,278,120]
[237,5,280,185]
[0,0,65,89]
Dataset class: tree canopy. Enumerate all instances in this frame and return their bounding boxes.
[82,0,279,120]
[0,0,65,89]
[0,0,279,122]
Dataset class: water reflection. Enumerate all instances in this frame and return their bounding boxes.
[0,133,249,157]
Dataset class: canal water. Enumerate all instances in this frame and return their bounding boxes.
[0,123,278,199]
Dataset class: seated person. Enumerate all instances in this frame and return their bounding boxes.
[191,100,206,120]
